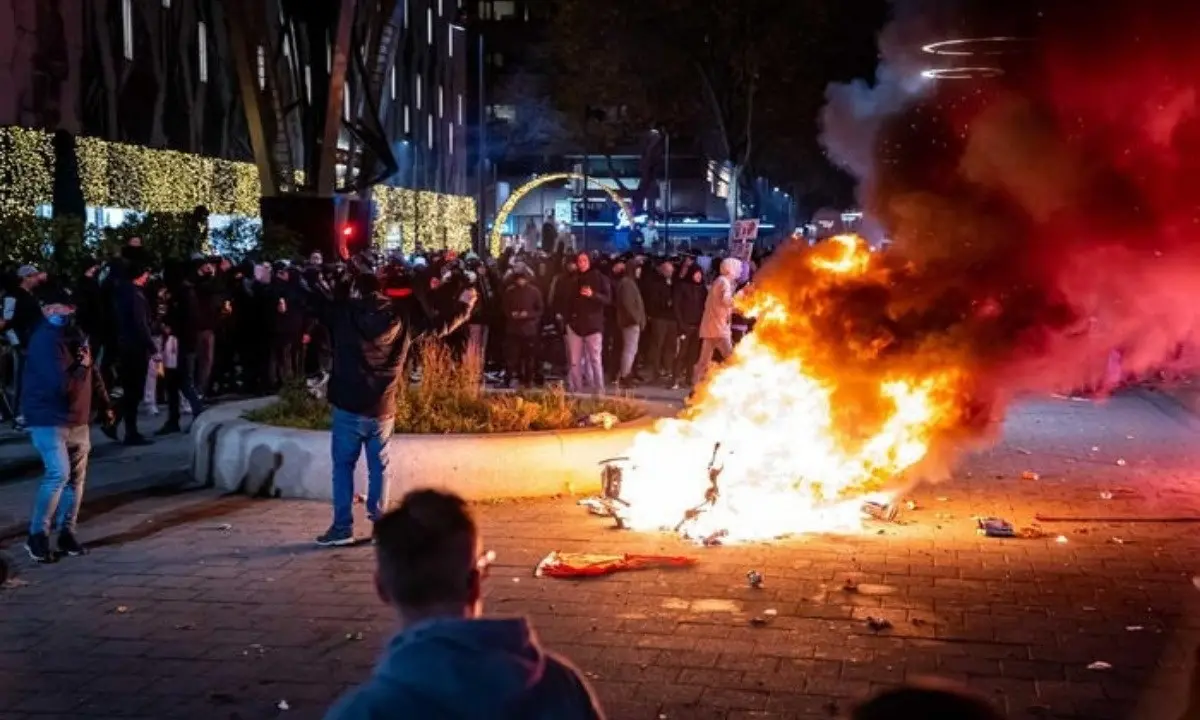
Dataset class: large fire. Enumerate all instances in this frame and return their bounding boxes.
[608,236,966,543]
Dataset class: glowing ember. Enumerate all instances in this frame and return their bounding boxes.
[612,236,964,543]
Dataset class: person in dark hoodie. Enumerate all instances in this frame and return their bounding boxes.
[312,257,475,547]
[671,264,707,388]
[502,267,543,387]
[22,302,115,562]
[113,262,158,446]
[325,489,604,720]
[560,251,611,394]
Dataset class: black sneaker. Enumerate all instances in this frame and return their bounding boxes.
[123,434,153,447]
[155,423,182,436]
[315,527,355,547]
[58,532,88,557]
[24,533,52,563]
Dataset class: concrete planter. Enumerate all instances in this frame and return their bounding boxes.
[191,397,662,502]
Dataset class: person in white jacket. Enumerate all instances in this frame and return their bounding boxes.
[693,257,742,384]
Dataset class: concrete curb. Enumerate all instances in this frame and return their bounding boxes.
[1131,387,1200,432]
[192,397,671,502]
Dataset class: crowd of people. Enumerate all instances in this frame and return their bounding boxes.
[1,234,1037,718]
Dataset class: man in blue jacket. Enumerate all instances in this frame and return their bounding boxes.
[22,303,114,562]
[325,489,604,720]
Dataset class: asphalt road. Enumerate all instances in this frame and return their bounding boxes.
[2,390,1200,720]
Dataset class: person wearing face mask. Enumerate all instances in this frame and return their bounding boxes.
[21,302,115,562]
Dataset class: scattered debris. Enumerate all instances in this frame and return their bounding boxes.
[1100,492,1113,500]
[1021,471,1040,481]
[1116,458,1127,466]
[115,605,130,614]
[936,496,949,502]
[866,616,893,633]
[1087,661,1113,671]
[344,632,364,641]
[277,699,290,711]
[534,552,696,579]
[213,523,233,531]
[746,570,764,589]
[842,579,859,593]
[905,500,918,511]
[578,412,619,429]
[1020,526,1047,539]
[862,501,899,522]
[1110,537,1125,545]
[978,517,1016,538]
[1055,535,1069,544]
[1126,625,1144,632]
[749,616,770,627]
[764,608,778,617]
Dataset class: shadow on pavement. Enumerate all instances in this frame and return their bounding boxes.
[86,492,260,549]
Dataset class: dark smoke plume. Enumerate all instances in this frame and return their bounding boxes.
[791,0,1200,443]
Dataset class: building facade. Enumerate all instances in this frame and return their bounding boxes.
[0,0,477,252]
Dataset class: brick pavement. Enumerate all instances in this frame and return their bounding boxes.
[3,393,1200,719]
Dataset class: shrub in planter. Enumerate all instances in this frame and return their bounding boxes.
[246,340,643,433]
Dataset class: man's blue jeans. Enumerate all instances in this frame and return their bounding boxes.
[330,407,394,533]
[28,425,91,536]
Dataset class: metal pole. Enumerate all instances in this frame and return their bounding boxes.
[477,33,486,255]
[581,151,588,251]
[663,131,670,249]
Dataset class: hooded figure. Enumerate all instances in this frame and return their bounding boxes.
[693,257,742,384]
[326,617,601,720]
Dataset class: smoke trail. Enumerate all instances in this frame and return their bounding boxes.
[787,0,1200,449]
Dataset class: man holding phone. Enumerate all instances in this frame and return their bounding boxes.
[561,252,611,394]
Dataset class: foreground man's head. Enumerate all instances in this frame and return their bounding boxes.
[372,489,483,625]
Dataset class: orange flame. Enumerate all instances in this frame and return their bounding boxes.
[616,235,963,542]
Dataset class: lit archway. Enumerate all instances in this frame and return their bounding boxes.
[489,172,634,255]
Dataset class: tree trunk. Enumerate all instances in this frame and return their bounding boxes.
[141,0,167,147]
[89,0,119,138]
[57,0,84,134]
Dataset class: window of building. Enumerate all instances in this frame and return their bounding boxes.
[256,46,266,90]
[304,65,312,102]
[197,22,208,83]
[390,68,396,100]
[404,104,411,134]
[416,74,422,109]
[489,104,516,122]
[448,26,454,57]
[438,86,444,118]
[122,0,133,60]
[492,1,516,19]
[448,123,454,153]
[427,8,433,44]
[457,94,463,124]
[162,0,170,7]
[428,114,434,149]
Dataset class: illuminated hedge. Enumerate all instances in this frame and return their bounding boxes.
[0,126,477,253]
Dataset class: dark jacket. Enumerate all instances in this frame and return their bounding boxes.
[114,281,156,356]
[639,272,673,321]
[21,320,110,427]
[561,268,611,337]
[322,289,470,419]
[504,281,544,338]
[194,275,224,332]
[325,617,604,720]
[166,280,202,352]
[672,278,707,332]
[6,287,43,347]
[615,275,646,329]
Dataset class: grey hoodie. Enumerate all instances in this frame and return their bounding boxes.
[325,617,605,720]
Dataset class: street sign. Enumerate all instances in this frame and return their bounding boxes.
[730,219,760,243]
